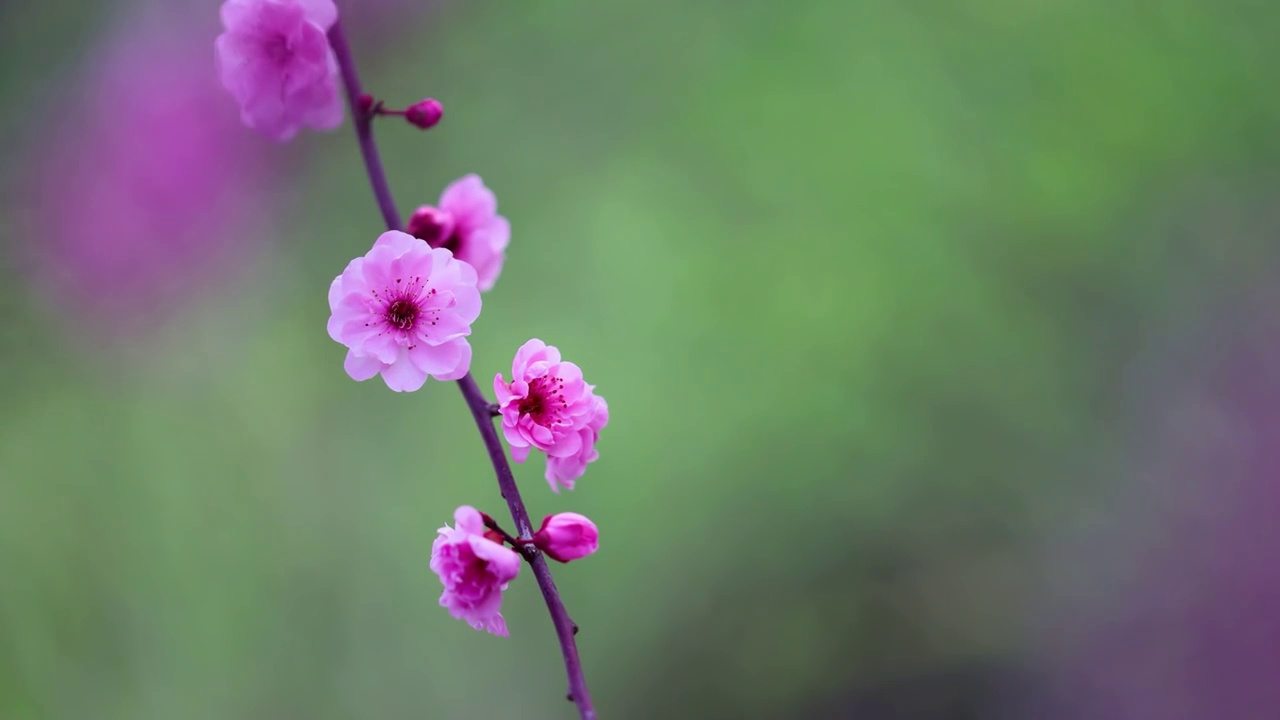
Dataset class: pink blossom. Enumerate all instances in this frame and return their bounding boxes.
[430,506,521,636]
[215,0,343,141]
[406,175,510,291]
[494,339,608,491]
[533,513,600,563]
[327,231,480,392]
[545,396,609,491]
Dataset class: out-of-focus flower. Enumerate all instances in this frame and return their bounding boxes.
[215,0,343,141]
[24,4,277,341]
[1030,288,1280,719]
[430,506,522,636]
[533,513,599,563]
[327,230,480,392]
[494,339,608,491]
[406,175,509,292]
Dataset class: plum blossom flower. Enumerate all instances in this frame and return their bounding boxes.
[533,513,600,563]
[430,506,521,636]
[406,175,510,291]
[328,231,480,392]
[546,396,609,491]
[215,0,344,141]
[494,339,609,491]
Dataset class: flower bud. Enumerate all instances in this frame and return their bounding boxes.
[532,513,599,563]
[404,98,443,130]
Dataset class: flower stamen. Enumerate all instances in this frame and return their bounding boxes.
[386,298,417,330]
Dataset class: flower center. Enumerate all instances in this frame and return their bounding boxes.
[412,218,451,246]
[386,299,418,330]
[519,376,567,423]
[436,230,463,255]
[263,33,293,63]
[517,393,544,418]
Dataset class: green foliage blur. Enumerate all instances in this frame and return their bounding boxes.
[1,1,1278,718]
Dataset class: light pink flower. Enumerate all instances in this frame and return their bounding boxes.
[215,0,343,141]
[494,339,608,491]
[328,231,480,392]
[406,175,510,291]
[430,506,521,636]
[533,513,600,563]
[545,396,609,491]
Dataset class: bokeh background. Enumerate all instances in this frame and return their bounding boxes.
[3,0,1279,718]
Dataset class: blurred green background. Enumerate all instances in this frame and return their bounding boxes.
[3,1,1280,718]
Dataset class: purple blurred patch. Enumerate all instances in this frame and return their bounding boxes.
[1032,280,1280,719]
[18,5,286,343]
[18,0,439,344]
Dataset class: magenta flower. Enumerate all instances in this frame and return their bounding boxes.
[430,506,522,636]
[494,339,608,491]
[546,396,609,491]
[327,231,481,392]
[406,175,510,292]
[215,0,343,141]
[533,513,600,563]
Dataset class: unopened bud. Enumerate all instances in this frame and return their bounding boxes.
[532,513,599,563]
[404,98,443,130]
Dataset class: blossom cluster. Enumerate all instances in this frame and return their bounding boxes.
[216,0,609,638]
[431,507,598,635]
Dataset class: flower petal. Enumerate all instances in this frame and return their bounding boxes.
[453,506,486,535]
[440,174,497,227]
[546,428,583,458]
[343,351,382,381]
[409,339,471,380]
[372,230,421,256]
[296,0,338,28]
[380,347,428,392]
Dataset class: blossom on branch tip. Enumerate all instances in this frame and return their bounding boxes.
[494,339,609,491]
[215,0,343,141]
[533,513,599,563]
[430,506,521,636]
[407,175,509,292]
[327,230,480,392]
